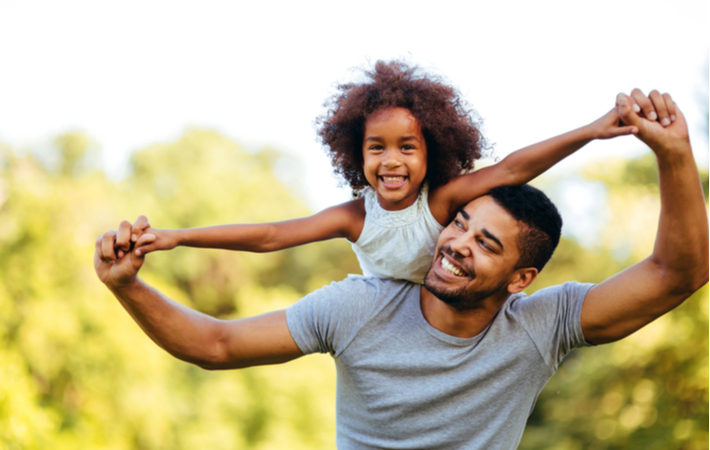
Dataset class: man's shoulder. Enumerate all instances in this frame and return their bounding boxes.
[293,276,417,314]
[507,281,596,309]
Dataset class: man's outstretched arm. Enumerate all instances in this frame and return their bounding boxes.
[581,90,709,345]
[94,220,304,369]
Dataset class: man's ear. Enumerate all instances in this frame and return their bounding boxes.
[507,267,538,294]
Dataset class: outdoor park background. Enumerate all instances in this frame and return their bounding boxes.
[0,1,708,449]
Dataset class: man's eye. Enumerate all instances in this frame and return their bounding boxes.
[454,219,463,228]
[479,240,491,250]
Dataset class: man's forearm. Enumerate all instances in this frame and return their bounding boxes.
[109,278,225,368]
[652,140,709,293]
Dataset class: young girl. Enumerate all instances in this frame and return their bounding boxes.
[132,61,636,283]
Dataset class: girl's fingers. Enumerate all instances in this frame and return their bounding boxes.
[630,88,657,122]
[649,90,671,126]
[134,234,157,256]
[131,215,151,242]
[663,93,677,122]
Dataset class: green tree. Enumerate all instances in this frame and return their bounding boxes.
[0,130,706,449]
[520,154,709,450]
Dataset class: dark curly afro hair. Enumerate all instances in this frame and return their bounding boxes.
[316,60,488,191]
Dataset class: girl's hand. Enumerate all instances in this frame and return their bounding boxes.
[126,215,179,256]
[588,107,638,140]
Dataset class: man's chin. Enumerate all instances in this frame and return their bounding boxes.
[423,271,506,311]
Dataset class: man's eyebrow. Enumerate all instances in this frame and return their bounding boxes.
[458,209,470,220]
[482,228,503,250]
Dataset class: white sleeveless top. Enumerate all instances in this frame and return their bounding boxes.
[351,185,445,284]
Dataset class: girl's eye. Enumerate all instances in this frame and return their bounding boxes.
[401,144,414,151]
[453,219,463,229]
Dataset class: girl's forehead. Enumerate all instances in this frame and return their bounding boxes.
[366,107,420,128]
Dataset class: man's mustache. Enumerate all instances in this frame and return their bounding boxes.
[440,245,476,279]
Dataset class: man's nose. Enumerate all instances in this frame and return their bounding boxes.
[448,233,473,258]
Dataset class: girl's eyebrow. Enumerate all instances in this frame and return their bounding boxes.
[364,135,420,142]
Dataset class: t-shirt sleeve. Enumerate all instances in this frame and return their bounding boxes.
[512,281,594,369]
[286,277,380,357]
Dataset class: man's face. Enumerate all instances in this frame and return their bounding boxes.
[424,196,524,309]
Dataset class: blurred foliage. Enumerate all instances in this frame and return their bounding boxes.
[521,153,709,450]
[0,131,706,449]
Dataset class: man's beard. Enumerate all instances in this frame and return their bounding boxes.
[424,247,509,311]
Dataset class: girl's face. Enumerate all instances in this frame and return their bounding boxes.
[362,107,428,211]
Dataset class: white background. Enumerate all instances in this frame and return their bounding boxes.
[1,0,707,211]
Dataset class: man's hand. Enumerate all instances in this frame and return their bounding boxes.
[616,89,689,154]
[94,220,155,290]
[581,88,707,345]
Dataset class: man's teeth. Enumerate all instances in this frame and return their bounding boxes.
[441,257,465,276]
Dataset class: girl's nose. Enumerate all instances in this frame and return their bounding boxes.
[382,150,402,168]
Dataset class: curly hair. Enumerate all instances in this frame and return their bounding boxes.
[316,60,488,191]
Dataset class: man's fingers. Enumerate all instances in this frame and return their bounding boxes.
[649,90,671,127]
[116,220,132,251]
[630,88,657,122]
[663,93,677,122]
[99,232,118,263]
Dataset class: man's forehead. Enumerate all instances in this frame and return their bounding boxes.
[461,196,520,239]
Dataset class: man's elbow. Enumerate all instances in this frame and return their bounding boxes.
[666,265,708,301]
[689,266,709,294]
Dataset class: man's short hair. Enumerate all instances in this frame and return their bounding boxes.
[488,185,562,272]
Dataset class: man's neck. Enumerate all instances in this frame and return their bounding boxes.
[419,285,509,338]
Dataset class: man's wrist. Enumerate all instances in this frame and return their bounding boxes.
[107,275,142,295]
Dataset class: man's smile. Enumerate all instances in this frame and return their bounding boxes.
[436,247,473,280]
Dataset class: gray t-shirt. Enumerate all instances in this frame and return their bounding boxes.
[286,277,592,450]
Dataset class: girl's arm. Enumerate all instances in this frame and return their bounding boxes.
[134,199,366,256]
[429,108,638,224]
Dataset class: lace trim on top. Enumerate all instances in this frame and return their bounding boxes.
[361,185,428,229]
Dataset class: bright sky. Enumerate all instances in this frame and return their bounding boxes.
[1,0,707,211]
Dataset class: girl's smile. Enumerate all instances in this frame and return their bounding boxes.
[362,107,428,211]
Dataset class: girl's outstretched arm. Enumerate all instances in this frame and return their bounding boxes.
[133,199,366,256]
[429,107,645,224]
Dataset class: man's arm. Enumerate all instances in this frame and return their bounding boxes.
[581,90,709,345]
[95,220,304,369]
[430,108,639,223]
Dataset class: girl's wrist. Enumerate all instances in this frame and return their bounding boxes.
[580,122,600,141]
[170,229,184,247]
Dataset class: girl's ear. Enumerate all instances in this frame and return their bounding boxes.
[507,268,538,294]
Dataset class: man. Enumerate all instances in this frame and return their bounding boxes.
[95,91,708,449]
